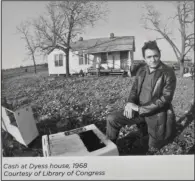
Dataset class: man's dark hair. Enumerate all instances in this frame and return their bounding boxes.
[142,41,161,58]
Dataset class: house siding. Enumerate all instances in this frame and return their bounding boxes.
[71,51,93,73]
[48,49,92,75]
[48,49,66,75]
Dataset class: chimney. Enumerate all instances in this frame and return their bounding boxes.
[79,37,83,41]
[110,33,114,39]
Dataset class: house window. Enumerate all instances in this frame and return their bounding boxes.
[54,54,59,66]
[101,53,107,64]
[79,51,84,65]
[79,51,89,65]
[85,54,88,64]
[54,54,63,67]
[59,54,63,66]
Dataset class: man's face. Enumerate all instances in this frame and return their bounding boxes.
[144,49,160,68]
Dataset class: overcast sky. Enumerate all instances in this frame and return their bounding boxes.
[2,1,194,69]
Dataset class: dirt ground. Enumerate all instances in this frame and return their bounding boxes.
[1,70,194,156]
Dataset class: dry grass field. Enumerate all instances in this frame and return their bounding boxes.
[1,68,194,156]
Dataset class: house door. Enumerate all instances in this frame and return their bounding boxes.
[120,51,128,69]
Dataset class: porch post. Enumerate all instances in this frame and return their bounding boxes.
[127,51,131,76]
[127,51,134,77]
[96,55,101,76]
[130,51,134,66]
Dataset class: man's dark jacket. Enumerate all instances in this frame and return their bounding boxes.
[128,62,177,147]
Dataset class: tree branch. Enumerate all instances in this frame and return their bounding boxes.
[184,46,194,56]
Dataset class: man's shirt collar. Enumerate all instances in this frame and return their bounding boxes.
[146,61,162,74]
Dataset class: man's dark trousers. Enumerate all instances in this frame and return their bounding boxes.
[106,110,147,143]
[106,110,169,149]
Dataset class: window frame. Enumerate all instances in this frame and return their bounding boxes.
[79,51,90,65]
[85,54,88,65]
[79,51,84,65]
[54,54,63,67]
[59,54,63,66]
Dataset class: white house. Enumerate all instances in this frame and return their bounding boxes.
[47,48,92,75]
[47,33,135,75]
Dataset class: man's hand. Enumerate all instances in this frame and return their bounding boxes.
[123,105,133,119]
[123,103,139,119]
[128,102,139,112]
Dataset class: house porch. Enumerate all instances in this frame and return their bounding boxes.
[90,50,134,71]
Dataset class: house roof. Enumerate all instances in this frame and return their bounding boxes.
[70,36,135,53]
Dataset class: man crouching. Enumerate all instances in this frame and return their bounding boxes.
[106,41,177,153]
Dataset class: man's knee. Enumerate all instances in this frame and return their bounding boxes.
[106,112,121,129]
[107,113,116,124]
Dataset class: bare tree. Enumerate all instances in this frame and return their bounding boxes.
[33,0,108,77]
[17,21,38,74]
[142,1,194,75]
